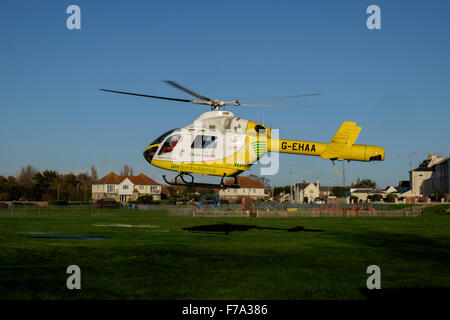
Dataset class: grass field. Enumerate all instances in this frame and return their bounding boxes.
[1,205,449,300]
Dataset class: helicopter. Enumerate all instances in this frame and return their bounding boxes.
[100,81,385,189]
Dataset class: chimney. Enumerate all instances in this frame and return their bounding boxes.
[316,177,320,189]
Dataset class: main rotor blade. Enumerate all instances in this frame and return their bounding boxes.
[164,80,211,101]
[238,93,320,103]
[238,103,311,107]
[99,89,193,103]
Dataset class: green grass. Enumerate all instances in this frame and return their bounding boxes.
[0,205,449,300]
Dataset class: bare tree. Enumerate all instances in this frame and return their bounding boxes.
[17,165,37,186]
[120,164,134,176]
[90,166,98,181]
[16,165,38,200]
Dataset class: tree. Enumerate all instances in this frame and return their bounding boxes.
[120,164,134,176]
[17,165,37,186]
[359,179,376,189]
[17,165,38,200]
[0,175,9,200]
[273,186,290,197]
[431,189,446,202]
[0,176,22,201]
[34,170,60,201]
[76,172,91,202]
[332,186,347,198]
[368,194,383,202]
[90,166,98,181]
[384,193,398,203]
[1,166,100,202]
[350,195,359,203]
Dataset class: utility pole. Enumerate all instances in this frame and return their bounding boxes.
[57,184,60,201]
[271,180,274,201]
[289,170,293,204]
[343,161,346,187]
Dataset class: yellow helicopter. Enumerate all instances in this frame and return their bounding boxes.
[101,81,385,189]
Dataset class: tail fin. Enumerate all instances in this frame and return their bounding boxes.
[320,122,361,160]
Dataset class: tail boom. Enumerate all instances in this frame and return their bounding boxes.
[267,121,384,162]
[268,138,384,162]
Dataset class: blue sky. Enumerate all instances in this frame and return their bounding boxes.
[1,0,449,188]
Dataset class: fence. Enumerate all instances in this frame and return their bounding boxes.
[0,206,167,218]
[0,203,422,218]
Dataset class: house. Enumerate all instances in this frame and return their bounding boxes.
[409,154,449,199]
[219,176,267,201]
[423,155,449,200]
[294,180,320,204]
[347,183,374,198]
[92,172,161,202]
[350,190,372,202]
[383,186,399,194]
[346,181,376,202]
[319,186,335,198]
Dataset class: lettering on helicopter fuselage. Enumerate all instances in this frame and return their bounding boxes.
[170,164,217,173]
[281,142,316,153]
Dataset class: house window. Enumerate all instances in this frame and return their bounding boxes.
[150,186,158,192]
[139,185,144,190]
[107,185,114,193]
[123,185,129,190]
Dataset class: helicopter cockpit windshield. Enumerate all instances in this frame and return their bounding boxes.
[143,128,179,163]
[151,128,178,146]
[158,133,181,155]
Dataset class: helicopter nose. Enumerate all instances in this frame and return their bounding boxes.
[143,144,159,163]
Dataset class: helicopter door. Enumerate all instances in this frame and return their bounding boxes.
[191,134,219,162]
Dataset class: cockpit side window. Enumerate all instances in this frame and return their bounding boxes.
[159,134,181,155]
[191,135,217,149]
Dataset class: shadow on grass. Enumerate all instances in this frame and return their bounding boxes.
[347,231,450,264]
[182,223,325,234]
[360,287,450,301]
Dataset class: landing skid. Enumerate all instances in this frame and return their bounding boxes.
[162,172,240,189]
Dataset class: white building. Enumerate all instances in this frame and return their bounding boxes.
[219,176,267,201]
[92,172,161,202]
[294,180,320,204]
[383,186,399,194]
[409,154,449,198]
[346,181,376,203]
